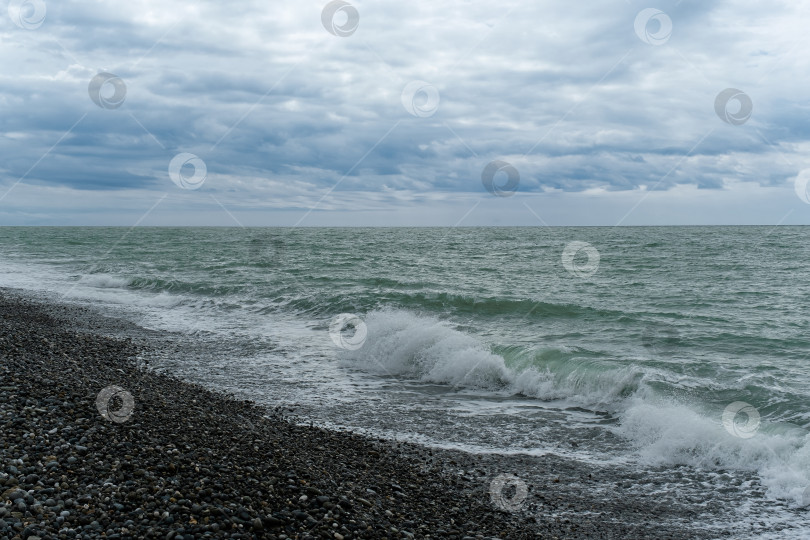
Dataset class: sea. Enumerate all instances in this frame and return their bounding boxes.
[1,226,808,538]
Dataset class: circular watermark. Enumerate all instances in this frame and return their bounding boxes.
[634,8,672,46]
[168,153,207,190]
[321,0,359,37]
[88,72,127,110]
[8,0,46,30]
[481,160,519,197]
[715,88,752,126]
[641,323,681,357]
[489,474,528,512]
[401,81,440,118]
[793,169,810,204]
[722,401,760,439]
[95,385,135,423]
[561,241,600,278]
[329,313,367,350]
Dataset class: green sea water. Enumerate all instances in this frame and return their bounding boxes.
[1,226,809,535]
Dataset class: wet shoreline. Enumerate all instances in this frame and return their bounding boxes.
[0,290,716,539]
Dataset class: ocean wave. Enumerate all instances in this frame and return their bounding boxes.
[341,308,810,505]
[617,399,810,505]
[78,274,132,288]
[338,309,646,407]
[76,273,255,299]
[281,291,635,323]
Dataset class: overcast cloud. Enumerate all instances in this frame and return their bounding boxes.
[1,0,810,225]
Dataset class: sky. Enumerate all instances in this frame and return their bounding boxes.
[2,0,810,226]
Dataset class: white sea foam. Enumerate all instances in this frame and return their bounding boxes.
[78,274,132,288]
[343,308,810,507]
[340,308,645,407]
[339,308,511,387]
[618,399,810,504]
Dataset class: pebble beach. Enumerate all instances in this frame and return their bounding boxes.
[0,291,713,539]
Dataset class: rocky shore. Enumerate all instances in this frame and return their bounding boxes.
[0,291,712,539]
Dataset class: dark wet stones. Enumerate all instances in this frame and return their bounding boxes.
[0,291,714,539]
[4,489,24,501]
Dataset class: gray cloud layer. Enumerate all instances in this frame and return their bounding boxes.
[1,0,810,225]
